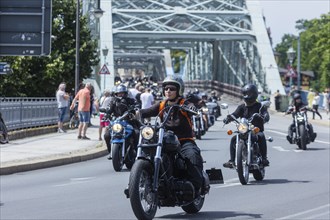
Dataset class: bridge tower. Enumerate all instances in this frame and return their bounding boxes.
[95,0,284,94]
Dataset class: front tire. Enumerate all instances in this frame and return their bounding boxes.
[129,160,157,220]
[237,140,249,185]
[298,124,307,150]
[112,143,124,171]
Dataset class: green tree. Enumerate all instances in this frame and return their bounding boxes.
[0,0,99,97]
[275,13,330,91]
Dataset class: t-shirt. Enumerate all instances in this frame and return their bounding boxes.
[56,90,68,108]
[74,88,91,112]
[140,92,154,109]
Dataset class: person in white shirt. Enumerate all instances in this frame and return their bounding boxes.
[56,83,69,133]
[312,92,322,120]
[140,88,154,123]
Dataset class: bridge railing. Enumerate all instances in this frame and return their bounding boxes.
[0,97,69,131]
[185,80,243,99]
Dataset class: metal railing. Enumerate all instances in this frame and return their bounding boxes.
[0,97,69,131]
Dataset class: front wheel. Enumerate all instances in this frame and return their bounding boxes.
[129,160,157,220]
[298,124,307,150]
[112,143,124,171]
[237,140,249,185]
[181,195,205,214]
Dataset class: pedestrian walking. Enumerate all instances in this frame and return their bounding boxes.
[312,92,322,120]
[307,88,315,108]
[56,82,69,133]
[274,89,282,112]
[322,89,329,114]
[70,82,92,139]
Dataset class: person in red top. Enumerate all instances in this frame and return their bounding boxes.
[70,83,92,140]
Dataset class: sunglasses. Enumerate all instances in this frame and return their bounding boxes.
[164,86,177,91]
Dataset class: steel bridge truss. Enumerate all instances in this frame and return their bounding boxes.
[97,0,278,92]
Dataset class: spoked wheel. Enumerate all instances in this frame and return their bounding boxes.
[112,143,124,171]
[129,160,157,220]
[69,115,79,129]
[182,195,205,214]
[237,141,249,185]
[0,122,9,144]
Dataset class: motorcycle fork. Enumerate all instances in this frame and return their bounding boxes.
[200,112,205,131]
[247,132,252,165]
[152,128,164,192]
[192,115,197,131]
[235,135,239,168]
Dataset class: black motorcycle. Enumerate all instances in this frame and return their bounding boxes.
[124,104,211,220]
[0,112,9,144]
[222,101,273,185]
[286,106,316,150]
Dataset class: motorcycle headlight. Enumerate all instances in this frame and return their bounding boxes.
[202,107,208,113]
[112,123,123,133]
[141,126,154,140]
[237,123,248,134]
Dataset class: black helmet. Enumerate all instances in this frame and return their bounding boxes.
[193,88,199,94]
[162,75,184,97]
[293,93,301,100]
[115,84,128,98]
[242,84,258,105]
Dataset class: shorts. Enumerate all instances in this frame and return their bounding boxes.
[99,113,110,127]
[58,107,67,122]
[78,111,90,123]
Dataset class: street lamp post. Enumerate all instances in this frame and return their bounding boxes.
[286,47,296,88]
[75,0,104,95]
[74,0,80,95]
[102,47,109,92]
[297,34,301,90]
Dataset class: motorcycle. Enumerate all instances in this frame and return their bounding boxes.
[192,107,206,139]
[0,112,9,144]
[204,102,217,126]
[100,108,139,172]
[124,104,212,220]
[208,98,221,120]
[222,102,273,185]
[286,106,316,150]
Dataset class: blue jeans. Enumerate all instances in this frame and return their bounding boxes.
[78,111,90,123]
[58,107,67,122]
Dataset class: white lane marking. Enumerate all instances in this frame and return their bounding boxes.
[304,211,330,219]
[273,146,290,152]
[268,129,330,145]
[276,204,330,220]
[52,177,97,187]
[268,130,287,136]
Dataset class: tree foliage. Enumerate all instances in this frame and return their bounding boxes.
[0,0,99,97]
[275,13,330,91]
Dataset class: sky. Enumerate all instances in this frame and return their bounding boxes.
[260,0,330,46]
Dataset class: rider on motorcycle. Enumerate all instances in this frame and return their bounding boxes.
[208,90,221,102]
[223,84,270,168]
[286,93,317,143]
[137,75,204,194]
[103,84,139,159]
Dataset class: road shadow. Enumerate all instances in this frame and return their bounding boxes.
[158,211,263,219]
[250,178,311,185]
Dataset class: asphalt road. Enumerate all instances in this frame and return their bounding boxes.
[1,103,329,220]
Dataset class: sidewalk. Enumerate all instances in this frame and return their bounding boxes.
[0,117,108,175]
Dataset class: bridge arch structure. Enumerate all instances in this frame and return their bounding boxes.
[85,0,284,95]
